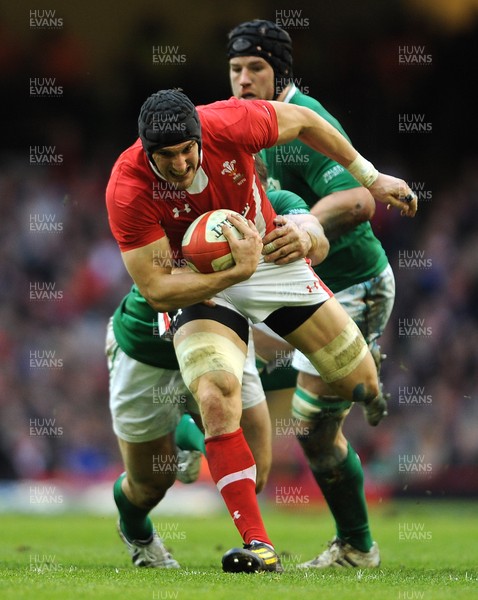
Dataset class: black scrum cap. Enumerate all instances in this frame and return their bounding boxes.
[227,19,293,85]
[138,89,201,158]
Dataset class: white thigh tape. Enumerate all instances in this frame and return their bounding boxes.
[305,318,368,384]
[175,332,246,389]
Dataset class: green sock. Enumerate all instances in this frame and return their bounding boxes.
[311,442,373,552]
[175,414,206,454]
[113,473,153,542]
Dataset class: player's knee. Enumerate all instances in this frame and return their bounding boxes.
[298,428,348,471]
[197,371,240,414]
[351,367,380,403]
[309,445,348,472]
[195,369,238,400]
[128,474,175,509]
[296,422,348,472]
[175,331,245,435]
[291,388,349,464]
[194,371,242,435]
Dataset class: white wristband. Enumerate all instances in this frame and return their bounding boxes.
[347,154,379,188]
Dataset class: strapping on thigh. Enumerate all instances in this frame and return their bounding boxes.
[304,317,368,384]
[175,332,246,389]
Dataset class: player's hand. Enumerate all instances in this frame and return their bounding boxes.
[369,173,418,217]
[222,213,262,278]
[262,215,311,264]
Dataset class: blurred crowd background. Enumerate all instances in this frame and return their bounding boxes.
[1,0,478,502]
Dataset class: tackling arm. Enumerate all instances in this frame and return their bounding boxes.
[262,213,329,266]
[311,187,376,241]
[269,101,417,217]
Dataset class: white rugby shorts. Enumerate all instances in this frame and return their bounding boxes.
[214,257,331,324]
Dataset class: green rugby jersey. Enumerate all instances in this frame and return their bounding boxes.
[112,284,179,369]
[261,85,388,293]
[266,188,310,216]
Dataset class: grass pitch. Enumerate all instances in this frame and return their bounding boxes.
[1,500,477,600]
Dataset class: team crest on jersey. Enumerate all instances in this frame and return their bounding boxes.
[172,204,192,218]
[221,160,246,186]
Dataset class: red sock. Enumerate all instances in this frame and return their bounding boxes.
[205,428,272,546]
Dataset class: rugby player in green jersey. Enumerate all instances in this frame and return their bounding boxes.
[227,19,417,569]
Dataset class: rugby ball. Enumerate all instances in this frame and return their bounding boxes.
[182,209,245,273]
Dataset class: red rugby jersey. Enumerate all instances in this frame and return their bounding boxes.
[106,97,279,256]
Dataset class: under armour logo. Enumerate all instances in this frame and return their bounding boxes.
[172,204,191,218]
[306,281,320,293]
[233,510,241,520]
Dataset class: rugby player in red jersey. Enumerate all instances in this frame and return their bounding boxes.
[106,89,416,573]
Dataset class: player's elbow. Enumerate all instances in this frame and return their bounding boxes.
[152,299,175,313]
[141,287,176,313]
[354,201,375,223]
[144,295,169,313]
[352,189,376,223]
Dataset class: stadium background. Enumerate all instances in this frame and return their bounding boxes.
[1,0,478,513]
